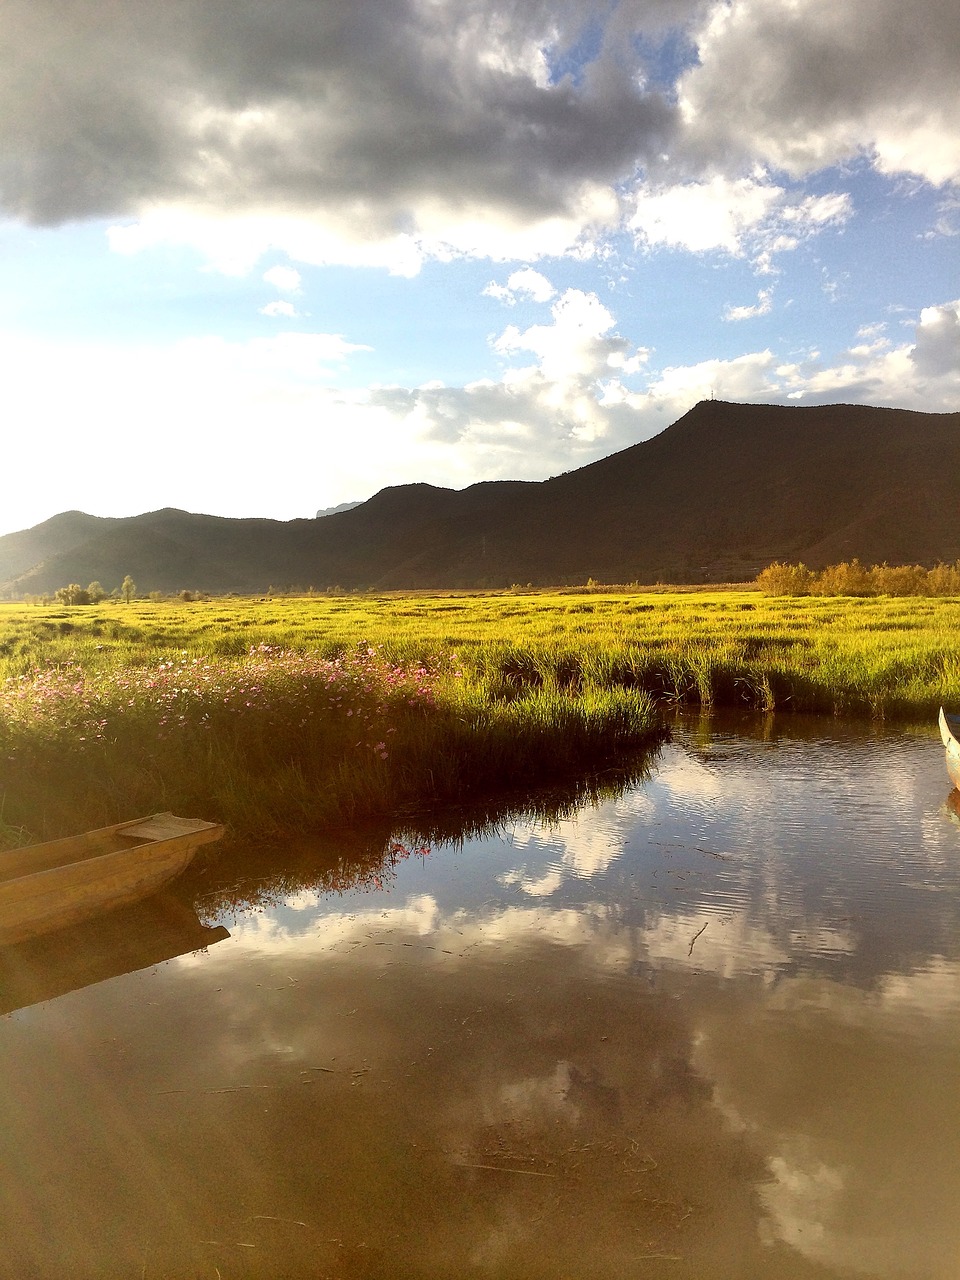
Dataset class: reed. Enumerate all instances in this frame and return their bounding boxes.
[2,588,958,844]
[0,635,660,844]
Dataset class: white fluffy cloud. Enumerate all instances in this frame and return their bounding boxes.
[364,287,960,488]
[723,287,774,322]
[494,288,642,383]
[2,281,957,537]
[260,300,299,318]
[263,265,302,293]
[767,300,960,406]
[369,283,654,461]
[630,177,852,264]
[483,268,557,305]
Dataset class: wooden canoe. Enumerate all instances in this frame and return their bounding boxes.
[938,708,960,792]
[0,813,224,946]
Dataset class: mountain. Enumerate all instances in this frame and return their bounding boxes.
[3,400,959,595]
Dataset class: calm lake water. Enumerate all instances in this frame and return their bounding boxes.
[2,713,960,1279]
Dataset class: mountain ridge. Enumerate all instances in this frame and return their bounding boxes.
[4,400,959,595]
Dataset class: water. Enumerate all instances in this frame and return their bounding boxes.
[2,714,959,1278]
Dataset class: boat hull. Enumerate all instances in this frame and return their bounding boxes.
[939,708,960,791]
[0,814,223,946]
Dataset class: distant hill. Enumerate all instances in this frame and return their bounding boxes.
[315,502,361,518]
[3,400,959,595]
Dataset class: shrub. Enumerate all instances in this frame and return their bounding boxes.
[755,562,815,595]
[815,559,872,596]
[54,584,91,606]
[757,559,960,597]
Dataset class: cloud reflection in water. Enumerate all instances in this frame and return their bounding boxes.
[1,715,959,1277]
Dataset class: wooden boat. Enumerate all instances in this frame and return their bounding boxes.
[938,708,960,791]
[0,813,224,946]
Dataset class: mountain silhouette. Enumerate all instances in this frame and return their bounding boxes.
[3,400,959,595]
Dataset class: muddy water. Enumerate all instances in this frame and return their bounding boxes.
[2,714,960,1279]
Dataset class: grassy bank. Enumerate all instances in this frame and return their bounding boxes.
[0,633,660,845]
[1,588,956,844]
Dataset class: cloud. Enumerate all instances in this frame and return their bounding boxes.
[929,194,960,238]
[365,311,779,475]
[723,287,774,322]
[911,300,960,378]
[631,176,784,255]
[369,286,653,459]
[385,291,960,473]
[498,801,642,896]
[2,0,950,276]
[263,265,302,293]
[0,0,674,267]
[260,299,299,318]
[255,266,308,320]
[483,267,557,305]
[699,962,960,1275]
[630,176,851,264]
[644,350,778,404]
[107,208,432,277]
[9,0,957,279]
[771,300,960,405]
[2,288,957,537]
[493,288,639,382]
[676,0,960,185]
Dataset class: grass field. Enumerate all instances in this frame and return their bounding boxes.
[1,589,955,847]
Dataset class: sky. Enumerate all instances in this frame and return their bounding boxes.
[0,0,958,537]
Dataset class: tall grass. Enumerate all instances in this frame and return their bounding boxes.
[4,593,960,713]
[0,635,660,845]
[2,588,958,845]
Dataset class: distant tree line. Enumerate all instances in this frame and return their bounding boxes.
[40,577,204,605]
[18,583,214,605]
[756,559,960,597]
[54,581,107,606]
[53,575,137,605]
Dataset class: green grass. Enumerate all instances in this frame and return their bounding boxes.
[0,617,661,845]
[1,588,956,846]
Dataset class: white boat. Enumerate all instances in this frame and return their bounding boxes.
[938,708,960,791]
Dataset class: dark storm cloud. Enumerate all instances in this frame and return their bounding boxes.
[677,0,960,184]
[0,0,680,229]
[4,0,954,260]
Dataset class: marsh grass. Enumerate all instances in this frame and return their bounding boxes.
[2,588,957,845]
[0,631,660,844]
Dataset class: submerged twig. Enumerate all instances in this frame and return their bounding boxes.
[693,845,732,861]
[688,922,708,955]
[247,1215,310,1229]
